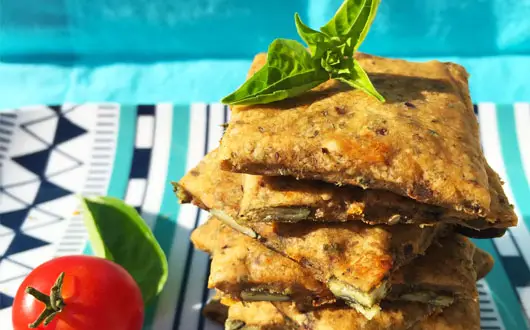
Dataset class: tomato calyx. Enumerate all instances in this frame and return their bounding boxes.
[25,272,67,328]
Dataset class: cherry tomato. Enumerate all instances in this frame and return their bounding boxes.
[12,255,144,330]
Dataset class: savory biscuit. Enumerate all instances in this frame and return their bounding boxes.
[191,218,335,308]
[224,300,438,330]
[194,219,481,311]
[219,53,495,217]
[412,299,480,330]
[176,149,514,236]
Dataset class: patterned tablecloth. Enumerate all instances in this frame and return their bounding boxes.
[0,104,529,330]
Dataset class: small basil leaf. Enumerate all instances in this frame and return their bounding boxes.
[80,196,168,305]
[294,13,332,59]
[333,59,385,102]
[320,0,367,39]
[350,0,381,50]
[221,39,329,105]
[224,68,328,105]
[321,43,349,73]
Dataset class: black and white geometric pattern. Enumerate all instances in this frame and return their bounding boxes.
[0,106,85,309]
[0,105,119,315]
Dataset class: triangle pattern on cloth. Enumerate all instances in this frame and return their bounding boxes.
[63,104,99,131]
[0,209,29,231]
[33,180,72,205]
[0,225,13,236]
[3,232,49,257]
[48,105,62,113]
[0,160,38,186]
[9,128,49,158]
[3,180,41,206]
[54,115,87,145]
[47,165,86,194]
[0,293,13,309]
[0,231,15,256]
[8,244,56,269]
[0,258,32,282]
[22,208,62,231]
[20,112,58,147]
[45,149,82,178]
[0,192,27,213]
[23,219,68,245]
[12,148,51,179]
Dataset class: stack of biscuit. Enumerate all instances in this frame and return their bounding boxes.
[174,53,517,329]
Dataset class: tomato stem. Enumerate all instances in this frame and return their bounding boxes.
[25,272,66,329]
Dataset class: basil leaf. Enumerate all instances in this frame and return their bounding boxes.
[294,13,331,59]
[350,0,381,49]
[333,59,385,102]
[320,0,367,39]
[221,39,329,105]
[321,43,348,73]
[80,196,168,305]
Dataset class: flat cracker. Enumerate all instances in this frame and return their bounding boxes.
[225,300,438,330]
[194,219,480,308]
[219,53,494,217]
[195,216,441,320]
[191,217,335,307]
[389,234,478,304]
[176,149,513,237]
[176,150,445,317]
[235,152,515,232]
[474,248,494,280]
[412,299,480,330]
[241,166,516,231]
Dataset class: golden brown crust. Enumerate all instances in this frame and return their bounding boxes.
[177,149,515,237]
[191,218,335,307]
[174,149,243,217]
[240,164,516,230]
[226,300,438,330]
[202,297,229,325]
[474,248,495,280]
[247,220,442,295]
[220,53,493,216]
[226,301,292,330]
[181,156,443,307]
[180,151,440,296]
[194,218,480,308]
[412,299,480,330]
[390,235,477,301]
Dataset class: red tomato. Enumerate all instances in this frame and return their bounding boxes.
[12,255,144,330]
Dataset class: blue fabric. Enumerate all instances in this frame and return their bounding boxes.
[1,0,530,108]
[1,56,530,109]
[2,0,530,58]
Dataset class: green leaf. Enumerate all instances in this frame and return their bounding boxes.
[321,43,348,73]
[349,0,381,49]
[320,0,367,39]
[294,13,331,59]
[80,196,168,305]
[221,39,329,105]
[333,59,385,102]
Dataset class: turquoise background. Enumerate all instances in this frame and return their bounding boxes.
[1,0,530,107]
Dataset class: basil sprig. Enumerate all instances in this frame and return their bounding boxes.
[222,0,384,106]
[80,196,168,305]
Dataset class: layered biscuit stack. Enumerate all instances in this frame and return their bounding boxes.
[174,53,517,329]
